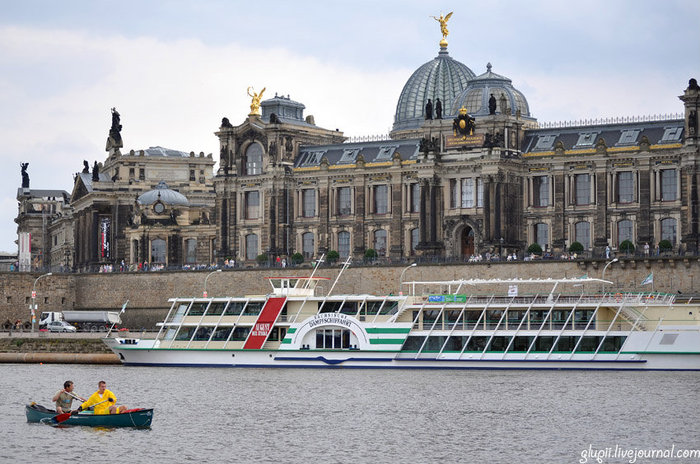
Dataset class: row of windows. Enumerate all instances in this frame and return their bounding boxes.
[528,169,678,208]
[401,335,627,353]
[241,228,421,260]
[533,218,678,249]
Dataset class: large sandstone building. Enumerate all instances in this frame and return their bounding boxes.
[16,31,700,272]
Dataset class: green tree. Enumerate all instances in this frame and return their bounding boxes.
[326,250,340,264]
[568,241,584,254]
[527,243,543,255]
[619,240,635,254]
[291,252,304,265]
[658,239,672,252]
[256,253,268,265]
[364,248,378,261]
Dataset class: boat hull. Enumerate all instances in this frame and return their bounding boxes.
[26,404,153,427]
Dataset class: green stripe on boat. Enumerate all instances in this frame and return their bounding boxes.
[369,339,406,345]
[286,328,297,334]
[280,339,291,344]
[365,328,411,334]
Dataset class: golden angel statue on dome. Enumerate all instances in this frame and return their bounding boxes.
[431,12,453,43]
[247,86,266,116]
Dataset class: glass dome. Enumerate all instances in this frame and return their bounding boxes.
[137,181,189,206]
[392,46,475,132]
[450,63,531,118]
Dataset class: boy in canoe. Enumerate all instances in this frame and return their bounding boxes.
[76,380,128,415]
[52,380,86,414]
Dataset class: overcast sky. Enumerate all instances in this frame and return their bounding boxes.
[1,0,699,253]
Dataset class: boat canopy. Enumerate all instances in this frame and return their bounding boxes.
[266,276,331,297]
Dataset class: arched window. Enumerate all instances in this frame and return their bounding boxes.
[151,238,166,264]
[534,223,548,249]
[245,234,258,260]
[244,143,263,176]
[302,232,314,259]
[338,231,350,258]
[574,222,590,249]
[660,218,677,244]
[410,228,419,255]
[185,238,197,264]
[374,229,387,257]
[617,220,633,245]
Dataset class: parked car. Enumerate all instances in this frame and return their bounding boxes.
[46,321,77,333]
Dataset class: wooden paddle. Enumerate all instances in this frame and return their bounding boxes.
[51,398,113,424]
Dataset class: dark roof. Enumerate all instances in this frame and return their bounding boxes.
[16,189,70,201]
[521,119,685,154]
[295,140,420,168]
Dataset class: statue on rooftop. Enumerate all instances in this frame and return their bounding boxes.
[82,160,90,173]
[425,99,433,120]
[431,12,453,45]
[435,98,442,119]
[20,163,29,188]
[106,107,123,152]
[247,87,266,116]
[489,94,497,115]
[92,161,99,182]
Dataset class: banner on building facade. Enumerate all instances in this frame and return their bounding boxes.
[19,232,31,272]
[99,217,111,259]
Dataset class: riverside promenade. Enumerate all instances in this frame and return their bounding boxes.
[0,332,121,364]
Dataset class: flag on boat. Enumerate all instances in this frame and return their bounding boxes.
[120,301,128,314]
[640,273,653,286]
[577,274,588,279]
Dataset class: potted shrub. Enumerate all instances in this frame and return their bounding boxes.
[527,243,543,256]
[291,252,304,265]
[568,241,584,254]
[326,250,340,265]
[619,240,635,255]
[364,248,378,262]
[256,253,268,265]
[658,239,672,254]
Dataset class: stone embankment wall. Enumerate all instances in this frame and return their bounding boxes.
[1,257,698,329]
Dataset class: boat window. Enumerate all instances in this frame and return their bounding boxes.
[574,310,596,329]
[175,327,196,341]
[231,327,250,341]
[554,336,579,352]
[511,336,534,352]
[575,336,601,352]
[601,336,626,352]
[379,300,398,315]
[211,327,232,341]
[464,311,480,329]
[445,311,462,329]
[551,310,571,329]
[193,327,213,341]
[167,303,188,324]
[339,302,357,315]
[466,336,488,352]
[507,310,526,328]
[487,336,512,352]
[485,310,503,329]
[188,302,209,316]
[207,302,227,316]
[267,327,287,342]
[422,310,441,329]
[314,328,351,349]
[320,301,342,313]
[364,301,385,315]
[243,302,263,316]
[402,336,426,351]
[533,336,554,352]
[530,310,549,330]
[443,335,465,351]
[225,302,246,316]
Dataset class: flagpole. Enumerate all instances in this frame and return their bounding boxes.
[107,300,129,337]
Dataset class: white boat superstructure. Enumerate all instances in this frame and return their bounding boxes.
[105,274,700,370]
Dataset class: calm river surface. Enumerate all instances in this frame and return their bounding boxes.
[2,364,699,463]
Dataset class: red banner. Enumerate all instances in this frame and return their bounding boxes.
[243,297,286,349]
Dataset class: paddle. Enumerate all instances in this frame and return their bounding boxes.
[51,398,113,424]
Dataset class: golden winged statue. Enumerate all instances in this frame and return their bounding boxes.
[247,86,266,116]
[431,12,453,46]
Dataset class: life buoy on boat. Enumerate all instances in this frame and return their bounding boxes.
[614,293,623,302]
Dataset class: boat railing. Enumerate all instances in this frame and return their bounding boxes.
[416,292,675,307]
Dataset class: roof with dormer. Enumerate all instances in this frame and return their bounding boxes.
[521,118,685,156]
[295,139,421,169]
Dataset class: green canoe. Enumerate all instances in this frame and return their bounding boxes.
[26,403,153,427]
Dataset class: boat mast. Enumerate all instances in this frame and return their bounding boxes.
[304,253,325,289]
[327,256,352,296]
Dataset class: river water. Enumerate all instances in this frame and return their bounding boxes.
[2,364,699,463]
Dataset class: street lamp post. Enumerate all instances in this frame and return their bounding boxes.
[399,263,417,296]
[601,258,619,291]
[203,269,222,298]
[31,272,52,333]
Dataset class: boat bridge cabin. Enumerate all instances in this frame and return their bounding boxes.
[266,276,331,297]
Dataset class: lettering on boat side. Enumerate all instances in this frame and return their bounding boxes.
[251,323,271,337]
[309,313,352,329]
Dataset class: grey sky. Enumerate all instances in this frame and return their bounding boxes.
[1,0,698,253]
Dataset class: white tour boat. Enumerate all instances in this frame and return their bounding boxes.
[105,265,700,370]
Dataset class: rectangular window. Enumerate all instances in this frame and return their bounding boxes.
[617,172,634,203]
[575,174,590,205]
[139,168,145,180]
[129,167,135,179]
[660,169,677,201]
[410,183,420,213]
[374,185,388,214]
[185,239,197,264]
[189,169,195,181]
[302,189,316,217]
[574,222,590,249]
[244,191,260,219]
[450,179,457,209]
[246,234,258,260]
[461,178,474,208]
[476,178,484,208]
[534,176,549,207]
[338,231,350,258]
[337,187,351,216]
[535,223,549,249]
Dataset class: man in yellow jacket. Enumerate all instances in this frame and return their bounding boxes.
[77,381,127,415]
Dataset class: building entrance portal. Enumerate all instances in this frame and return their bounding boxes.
[461,226,475,258]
